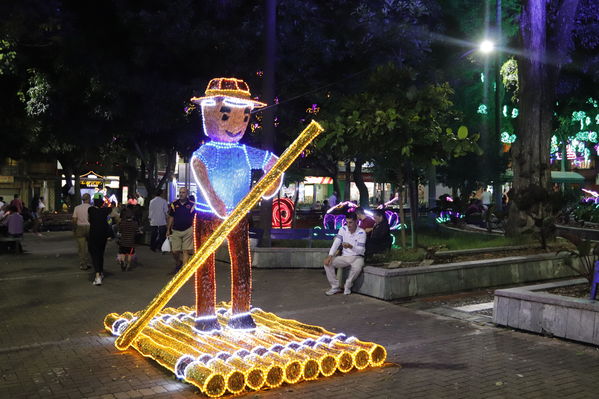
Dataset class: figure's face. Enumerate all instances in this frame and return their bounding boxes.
[374,213,384,223]
[201,96,254,143]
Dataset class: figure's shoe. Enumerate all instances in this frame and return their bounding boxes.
[325,287,342,296]
[343,289,351,295]
[228,312,257,330]
[93,275,102,286]
[193,315,221,333]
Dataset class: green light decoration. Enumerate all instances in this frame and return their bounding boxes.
[550,135,559,154]
[511,108,518,119]
[501,132,517,144]
[575,131,598,143]
[587,97,598,108]
[480,73,485,83]
[477,104,488,115]
[502,105,508,118]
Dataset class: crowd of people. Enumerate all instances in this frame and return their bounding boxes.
[0,194,46,242]
[2,187,393,296]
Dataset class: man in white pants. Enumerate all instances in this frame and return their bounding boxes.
[323,212,366,295]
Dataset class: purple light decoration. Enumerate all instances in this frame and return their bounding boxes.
[323,209,402,230]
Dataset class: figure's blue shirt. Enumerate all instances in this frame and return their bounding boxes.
[192,141,276,216]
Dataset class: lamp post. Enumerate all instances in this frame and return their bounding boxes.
[479,35,503,207]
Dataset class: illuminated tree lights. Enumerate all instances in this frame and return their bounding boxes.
[105,304,387,397]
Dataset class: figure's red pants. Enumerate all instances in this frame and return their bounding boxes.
[194,214,251,317]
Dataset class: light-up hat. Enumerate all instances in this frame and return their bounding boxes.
[191,77,267,108]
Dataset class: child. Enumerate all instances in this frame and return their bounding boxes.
[117,206,138,271]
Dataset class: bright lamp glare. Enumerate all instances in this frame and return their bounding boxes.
[479,40,495,54]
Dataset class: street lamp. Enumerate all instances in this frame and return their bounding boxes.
[479,40,495,54]
[479,39,503,206]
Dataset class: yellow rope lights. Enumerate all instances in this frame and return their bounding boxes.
[105,303,388,396]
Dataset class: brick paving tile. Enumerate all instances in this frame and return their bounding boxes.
[2,232,599,399]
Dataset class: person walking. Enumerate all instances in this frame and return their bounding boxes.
[117,206,138,271]
[166,187,195,274]
[72,193,92,270]
[323,212,366,295]
[88,198,112,286]
[148,189,168,252]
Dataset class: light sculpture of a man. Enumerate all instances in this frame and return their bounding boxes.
[190,78,282,332]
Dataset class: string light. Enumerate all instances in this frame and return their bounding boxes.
[105,302,387,396]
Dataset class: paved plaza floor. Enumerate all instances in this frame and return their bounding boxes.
[1,232,599,399]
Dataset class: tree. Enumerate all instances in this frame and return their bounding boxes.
[506,0,597,238]
[319,64,480,247]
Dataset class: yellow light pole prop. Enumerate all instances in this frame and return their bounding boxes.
[115,120,324,350]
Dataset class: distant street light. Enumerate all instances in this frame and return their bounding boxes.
[479,40,495,54]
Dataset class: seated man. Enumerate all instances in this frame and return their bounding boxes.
[323,212,366,295]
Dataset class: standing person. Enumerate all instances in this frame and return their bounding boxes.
[117,206,138,271]
[88,198,112,286]
[481,188,492,209]
[355,207,376,233]
[136,192,145,207]
[10,194,23,214]
[72,193,92,270]
[323,212,366,295]
[0,196,5,209]
[166,187,195,274]
[148,189,168,252]
[328,191,338,208]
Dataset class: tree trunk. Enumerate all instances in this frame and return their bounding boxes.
[506,0,579,237]
[407,172,418,248]
[259,0,277,247]
[352,157,369,207]
[396,169,407,249]
[343,161,351,201]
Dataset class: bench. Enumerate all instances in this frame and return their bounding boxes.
[0,236,23,254]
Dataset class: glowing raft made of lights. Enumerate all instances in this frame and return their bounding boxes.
[104,304,387,397]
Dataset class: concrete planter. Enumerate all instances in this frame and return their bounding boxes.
[493,279,599,346]
[351,253,581,300]
[215,246,329,269]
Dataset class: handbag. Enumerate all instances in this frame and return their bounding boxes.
[161,237,171,252]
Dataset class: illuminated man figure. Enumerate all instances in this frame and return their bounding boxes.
[191,78,282,332]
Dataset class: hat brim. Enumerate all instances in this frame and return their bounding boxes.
[191,94,267,108]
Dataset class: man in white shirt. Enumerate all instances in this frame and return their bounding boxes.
[72,193,92,270]
[148,189,169,252]
[323,212,366,295]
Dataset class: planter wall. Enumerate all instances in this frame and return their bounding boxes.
[215,246,330,269]
[493,279,599,346]
[350,254,581,300]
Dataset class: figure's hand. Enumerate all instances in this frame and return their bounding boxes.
[342,243,353,249]
[365,227,373,233]
[324,255,333,266]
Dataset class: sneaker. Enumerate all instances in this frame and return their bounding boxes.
[93,275,102,286]
[343,289,351,295]
[325,288,342,296]
[119,261,126,271]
